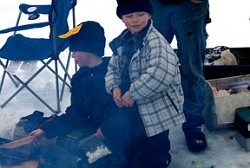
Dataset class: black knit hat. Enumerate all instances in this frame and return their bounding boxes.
[59,21,106,56]
[116,0,153,19]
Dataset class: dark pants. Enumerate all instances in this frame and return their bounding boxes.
[55,111,132,168]
[129,130,171,168]
[54,129,125,168]
[124,105,171,168]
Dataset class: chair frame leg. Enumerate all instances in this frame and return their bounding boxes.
[59,51,72,101]
[0,60,19,93]
[54,60,61,113]
[0,59,59,113]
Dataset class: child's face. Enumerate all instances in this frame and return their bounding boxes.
[72,51,92,67]
[121,12,151,34]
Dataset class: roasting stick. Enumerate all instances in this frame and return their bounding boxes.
[0,136,33,149]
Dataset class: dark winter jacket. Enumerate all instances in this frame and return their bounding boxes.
[157,0,185,4]
[40,57,117,139]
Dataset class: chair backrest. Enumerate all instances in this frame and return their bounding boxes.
[49,0,75,59]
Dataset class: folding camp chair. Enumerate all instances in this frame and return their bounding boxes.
[0,0,77,113]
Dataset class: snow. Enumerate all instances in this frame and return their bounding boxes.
[1,0,250,167]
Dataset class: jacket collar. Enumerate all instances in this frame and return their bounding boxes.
[109,20,153,55]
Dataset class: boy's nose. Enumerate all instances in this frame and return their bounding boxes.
[132,16,139,22]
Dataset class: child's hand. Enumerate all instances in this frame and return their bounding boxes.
[29,128,45,146]
[122,91,134,107]
[191,0,203,4]
[96,127,105,140]
[113,87,124,108]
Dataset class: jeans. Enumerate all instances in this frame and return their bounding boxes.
[150,0,209,132]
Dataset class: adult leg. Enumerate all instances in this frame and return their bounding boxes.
[150,0,174,43]
[150,0,208,152]
[171,0,208,152]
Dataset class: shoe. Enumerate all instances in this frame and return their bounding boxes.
[184,132,207,152]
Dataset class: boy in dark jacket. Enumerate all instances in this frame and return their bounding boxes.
[30,21,127,168]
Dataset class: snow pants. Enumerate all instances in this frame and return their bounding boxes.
[123,104,171,168]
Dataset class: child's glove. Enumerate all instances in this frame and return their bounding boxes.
[21,110,44,133]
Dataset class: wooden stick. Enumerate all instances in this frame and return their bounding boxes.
[0,136,33,149]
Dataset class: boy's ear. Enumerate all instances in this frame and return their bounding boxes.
[148,13,152,19]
